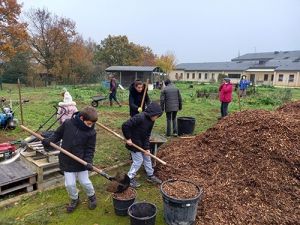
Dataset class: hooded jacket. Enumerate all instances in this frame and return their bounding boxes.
[239,79,250,90]
[160,83,182,112]
[48,112,96,172]
[219,82,233,103]
[122,102,162,152]
[129,82,150,117]
[57,91,78,124]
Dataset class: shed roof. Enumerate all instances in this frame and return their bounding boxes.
[105,66,159,72]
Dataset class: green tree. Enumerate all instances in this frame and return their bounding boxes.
[95,35,156,67]
[2,51,31,84]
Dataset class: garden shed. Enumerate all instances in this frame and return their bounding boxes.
[105,66,163,87]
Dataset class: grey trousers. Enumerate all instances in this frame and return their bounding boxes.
[128,151,154,179]
[64,171,95,200]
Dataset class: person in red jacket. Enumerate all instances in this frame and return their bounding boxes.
[219,77,233,118]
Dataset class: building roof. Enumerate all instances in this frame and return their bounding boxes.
[276,61,300,71]
[176,61,255,71]
[232,50,300,61]
[105,66,160,72]
[175,51,300,72]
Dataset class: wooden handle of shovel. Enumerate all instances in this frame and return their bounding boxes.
[96,122,167,166]
[140,79,149,109]
[20,125,112,180]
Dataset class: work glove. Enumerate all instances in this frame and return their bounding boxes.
[42,139,51,148]
[86,163,94,171]
[138,107,142,113]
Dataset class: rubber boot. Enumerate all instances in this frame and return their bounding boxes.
[66,197,80,213]
[88,194,97,210]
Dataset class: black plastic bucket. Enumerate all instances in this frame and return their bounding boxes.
[177,117,196,136]
[112,188,136,216]
[128,202,157,225]
[160,179,203,225]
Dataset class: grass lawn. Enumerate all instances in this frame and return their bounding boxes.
[0,82,299,225]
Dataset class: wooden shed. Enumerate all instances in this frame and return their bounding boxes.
[105,66,163,87]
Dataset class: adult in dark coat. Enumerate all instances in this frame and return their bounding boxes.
[129,80,150,117]
[109,75,121,107]
[160,79,182,136]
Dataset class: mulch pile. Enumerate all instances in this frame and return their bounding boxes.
[156,101,300,225]
[162,180,200,199]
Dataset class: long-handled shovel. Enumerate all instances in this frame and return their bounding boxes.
[140,79,149,111]
[237,87,242,112]
[96,122,171,167]
[20,125,130,193]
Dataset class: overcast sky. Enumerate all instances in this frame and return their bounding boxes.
[20,0,300,63]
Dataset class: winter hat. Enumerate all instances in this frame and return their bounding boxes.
[63,91,73,103]
[58,91,76,106]
[224,78,231,82]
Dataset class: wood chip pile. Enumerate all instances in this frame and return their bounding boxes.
[157,102,300,225]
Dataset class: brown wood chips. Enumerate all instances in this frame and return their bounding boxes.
[162,180,199,199]
[113,187,136,200]
[156,101,300,225]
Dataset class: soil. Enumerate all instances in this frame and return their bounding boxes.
[162,180,199,199]
[113,187,136,200]
[156,101,300,225]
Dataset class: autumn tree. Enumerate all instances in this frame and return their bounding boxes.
[0,0,28,62]
[134,46,156,66]
[65,36,95,84]
[155,52,177,76]
[26,8,76,85]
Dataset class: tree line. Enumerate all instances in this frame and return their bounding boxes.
[0,0,176,87]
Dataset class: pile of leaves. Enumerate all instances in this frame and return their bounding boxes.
[156,103,300,224]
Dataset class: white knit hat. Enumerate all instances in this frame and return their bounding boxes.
[58,91,76,106]
[63,91,73,103]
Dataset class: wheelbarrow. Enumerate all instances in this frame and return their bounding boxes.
[91,95,107,107]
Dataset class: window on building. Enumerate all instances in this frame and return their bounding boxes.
[212,73,215,79]
[264,74,268,81]
[175,73,178,79]
[187,73,189,79]
[289,74,294,82]
[271,74,274,81]
[192,73,195,79]
[278,74,283,82]
[198,73,201,79]
[205,73,208,79]
[180,73,183,79]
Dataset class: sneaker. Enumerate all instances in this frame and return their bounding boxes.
[88,194,97,210]
[173,133,178,137]
[66,197,80,213]
[147,175,162,184]
[130,178,141,188]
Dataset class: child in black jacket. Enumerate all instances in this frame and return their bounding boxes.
[42,106,98,213]
[122,102,162,188]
